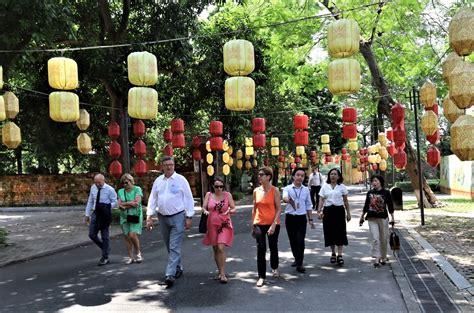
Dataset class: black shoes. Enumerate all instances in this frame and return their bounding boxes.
[296,266,306,273]
[175,267,183,279]
[159,276,175,288]
[291,261,297,267]
[98,257,109,266]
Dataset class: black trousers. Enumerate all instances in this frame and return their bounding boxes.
[285,214,307,267]
[254,224,280,279]
[310,186,321,209]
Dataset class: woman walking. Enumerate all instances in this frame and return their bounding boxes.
[317,168,351,265]
[117,173,144,264]
[252,167,282,287]
[202,177,236,284]
[359,175,394,266]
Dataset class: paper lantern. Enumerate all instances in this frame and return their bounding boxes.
[296,146,305,156]
[419,81,437,108]
[222,152,230,163]
[450,115,474,161]
[321,134,330,144]
[342,124,357,140]
[442,52,463,84]
[448,7,474,56]
[245,146,254,156]
[321,144,331,154]
[368,154,377,164]
[252,159,258,168]
[192,136,201,148]
[225,76,255,111]
[325,155,332,163]
[378,133,388,147]
[171,118,185,133]
[207,165,215,176]
[3,91,19,119]
[380,160,387,171]
[252,118,266,133]
[327,19,360,58]
[245,160,252,170]
[328,58,361,95]
[236,160,243,170]
[172,133,185,148]
[205,140,211,152]
[109,141,121,159]
[134,159,147,177]
[341,154,348,161]
[76,109,90,131]
[163,128,172,142]
[367,145,377,155]
[192,149,201,161]
[391,103,405,126]
[393,126,406,148]
[294,114,309,129]
[210,136,223,151]
[228,157,234,167]
[245,137,253,147]
[442,94,464,124]
[387,143,396,156]
[128,87,158,120]
[108,122,120,139]
[49,92,80,122]
[48,57,78,90]
[386,128,394,141]
[427,146,441,168]
[223,164,231,176]
[223,39,255,76]
[449,61,474,109]
[271,137,279,146]
[206,153,214,164]
[236,149,243,159]
[109,160,123,179]
[132,120,146,138]
[127,51,158,86]
[427,103,438,115]
[0,66,2,90]
[163,144,173,156]
[133,139,146,158]
[301,158,308,167]
[342,107,357,123]
[77,133,91,154]
[426,129,440,145]
[394,148,407,169]
[0,96,5,121]
[348,141,358,151]
[223,140,230,152]
[294,130,309,146]
[209,120,223,136]
[271,147,279,156]
[2,121,21,149]
[420,111,438,136]
[379,146,388,160]
[252,134,265,148]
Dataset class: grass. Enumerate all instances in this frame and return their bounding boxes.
[403,198,473,214]
[0,228,7,246]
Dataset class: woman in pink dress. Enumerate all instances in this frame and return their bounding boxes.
[202,177,236,284]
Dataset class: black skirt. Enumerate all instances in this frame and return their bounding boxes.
[322,205,348,247]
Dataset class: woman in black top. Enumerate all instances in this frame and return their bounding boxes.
[359,175,394,266]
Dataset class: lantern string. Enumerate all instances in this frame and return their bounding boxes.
[0,2,383,54]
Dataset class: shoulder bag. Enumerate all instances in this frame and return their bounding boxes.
[124,190,140,224]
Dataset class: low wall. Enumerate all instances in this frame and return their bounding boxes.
[440,155,474,200]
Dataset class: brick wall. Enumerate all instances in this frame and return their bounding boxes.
[0,172,199,207]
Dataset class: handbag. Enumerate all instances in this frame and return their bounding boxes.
[389,222,400,253]
[124,190,140,224]
[199,212,208,234]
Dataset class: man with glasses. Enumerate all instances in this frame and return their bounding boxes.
[85,173,118,266]
[146,155,195,288]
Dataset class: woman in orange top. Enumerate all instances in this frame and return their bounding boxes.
[252,167,282,287]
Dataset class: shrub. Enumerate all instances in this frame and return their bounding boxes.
[0,228,7,246]
[232,191,244,201]
[395,179,439,192]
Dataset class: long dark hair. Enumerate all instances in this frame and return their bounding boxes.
[326,168,343,184]
[370,175,385,189]
[211,177,225,193]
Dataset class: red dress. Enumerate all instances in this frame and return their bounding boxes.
[202,192,234,247]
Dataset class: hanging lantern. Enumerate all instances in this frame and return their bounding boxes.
[128,87,158,120]
[192,149,201,161]
[419,81,437,109]
[236,160,243,170]
[427,103,438,115]
[223,164,231,176]
[442,52,463,84]
[368,154,377,164]
[163,144,173,156]
[245,146,254,156]
[443,94,464,124]
[348,141,358,151]
[252,159,258,168]
[386,128,394,141]
[394,148,407,169]
[328,58,361,95]
[252,133,266,148]
[420,111,438,136]
[208,120,223,136]
[0,96,5,121]
[271,147,279,156]
[294,114,309,129]
[108,122,120,139]
[321,144,331,154]
[427,146,441,167]
[223,140,230,152]
[236,149,243,159]
[327,19,360,58]
[133,139,147,158]
[109,160,123,179]
[0,66,2,90]
[325,155,332,163]
[192,136,201,148]
[448,7,474,57]
[450,115,474,161]
[271,137,279,146]
[223,39,255,76]
[205,140,211,152]
[367,145,377,155]
[109,141,121,159]
[379,160,387,171]
[252,118,266,133]
[228,157,234,167]
[171,118,185,133]
[294,130,309,146]
[127,51,158,86]
[296,146,305,156]
[449,61,474,109]
[47,57,79,90]
[341,154,348,161]
[210,136,223,151]
[207,165,215,176]
[76,109,90,131]
[132,120,146,138]
[379,146,389,160]
[222,152,230,163]
[163,128,172,142]
[321,134,330,144]
[426,129,440,145]
[134,159,147,177]
[225,76,255,111]
[342,107,357,123]
[206,153,214,164]
[245,137,253,147]
[378,133,388,147]
[245,160,252,170]
[393,126,406,148]
[391,103,405,126]
[77,133,91,154]
[342,124,357,140]
[387,143,396,156]
[3,91,19,119]
[172,133,185,148]
[49,92,80,122]
[2,121,21,149]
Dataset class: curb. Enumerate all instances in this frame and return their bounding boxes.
[0,206,84,213]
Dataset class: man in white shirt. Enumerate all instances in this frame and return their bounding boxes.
[146,156,195,288]
[85,173,118,266]
[308,167,323,210]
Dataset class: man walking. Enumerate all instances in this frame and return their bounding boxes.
[308,167,323,210]
[85,173,117,266]
[146,156,195,288]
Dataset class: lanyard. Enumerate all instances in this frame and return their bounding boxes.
[292,186,302,210]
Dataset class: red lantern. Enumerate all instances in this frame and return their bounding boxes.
[290,162,297,169]
[342,107,357,123]
[210,136,223,151]
[133,139,147,158]
[210,121,223,136]
[163,144,173,156]
[109,141,121,159]
[163,128,172,142]
[334,155,340,164]
[171,118,185,133]
[343,124,357,140]
[391,103,405,126]
[342,154,348,161]
[133,120,146,138]
[386,128,394,141]
[278,156,285,162]
[252,118,266,133]
[253,133,266,148]
[361,156,368,164]
[294,130,309,146]
[427,146,440,167]
[279,150,285,156]
[134,159,147,177]
[108,122,120,140]
[342,148,347,154]
[394,148,407,169]
[294,114,308,129]
[387,143,396,156]
[192,149,202,161]
[109,160,122,179]
[325,155,332,162]
[393,126,406,148]
[426,128,440,145]
[192,136,201,148]
[172,133,185,148]
[426,103,438,115]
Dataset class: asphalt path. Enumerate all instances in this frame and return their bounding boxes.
[0,195,407,312]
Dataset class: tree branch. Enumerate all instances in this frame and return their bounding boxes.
[117,0,131,40]
[368,1,385,44]
[97,0,116,41]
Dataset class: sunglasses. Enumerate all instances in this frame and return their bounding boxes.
[214,185,224,189]
[258,173,267,177]
[122,181,130,185]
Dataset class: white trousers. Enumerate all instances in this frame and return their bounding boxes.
[368,218,389,259]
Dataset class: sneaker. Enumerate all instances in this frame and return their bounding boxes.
[125,257,134,265]
[98,257,109,266]
[164,276,175,288]
[272,269,280,277]
[296,266,306,273]
[175,267,183,279]
[291,261,297,267]
[135,253,143,263]
[256,278,265,287]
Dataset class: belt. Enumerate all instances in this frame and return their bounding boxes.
[158,210,185,217]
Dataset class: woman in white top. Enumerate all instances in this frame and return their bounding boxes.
[317,168,351,265]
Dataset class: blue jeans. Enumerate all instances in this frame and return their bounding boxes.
[89,211,110,259]
[159,211,185,277]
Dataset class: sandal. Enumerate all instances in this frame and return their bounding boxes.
[379,258,386,266]
[330,254,337,263]
[337,255,344,265]
[219,275,228,284]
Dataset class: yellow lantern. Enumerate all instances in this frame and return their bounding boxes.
[128,87,158,119]
[271,137,279,146]
[321,134,330,144]
[0,66,3,89]
[380,160,388,171]
[368,154,377,164]
[227,146,233,155]
[236,159,243,169]
[236,149,243,159]
[374,143,381,153]
[252,159,258,168]
[379,146,388,160]
[328,58,361,95]
[448,7,474,57]
[367,145,376,154]
[271,147,279,156]
[420,81,437,108]
[378,133,388,147]
[127,51,158,86]
[223,39,255,76]
[301,153,307,159]
[296,146,305,156]
[223,164,231,176]
[348,140,358,151]
[245,146,254,156]
[206,153,213,164]
[223,140,229,151]
[356,158,361,165]
[278,162,284,168]
[443,94,464,124]
[449,61,474,109]
[223,152,230,163]
[321,144,331,154]
[2,121,21,149]
[77,133,92,154]
[0,96,5,121]
[3,91,19,119]
[253,151,257,158]
[225,77,255,111]
[327,19,360,58]
[76,109,90,131]
[288,156,295,163]
[228,157,234,167]
[245,160,252,170]
[48,57,79,90]
[207,165,215,176]
[49,92,80,122]
[421,111,438,136]
[375,154,382,164]
[450,114,474,161]
[206,140,211,152]
[442,52,462,84]
[245,153,251,160]
[245,137,253,146]
[301,158,308,167]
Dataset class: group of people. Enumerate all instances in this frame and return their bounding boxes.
[85,155,395,289]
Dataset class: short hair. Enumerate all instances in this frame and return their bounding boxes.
[326,168,344,184]
[292,167,306,177]
[370,175,385,188]
[258,166,273,180]
[161,155,174,163]
[120,173,135,185]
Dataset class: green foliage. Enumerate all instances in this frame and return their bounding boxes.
[231,191,244,201]
[395,179,440,192]
[0,227,7,246]
[404,198,473,213]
